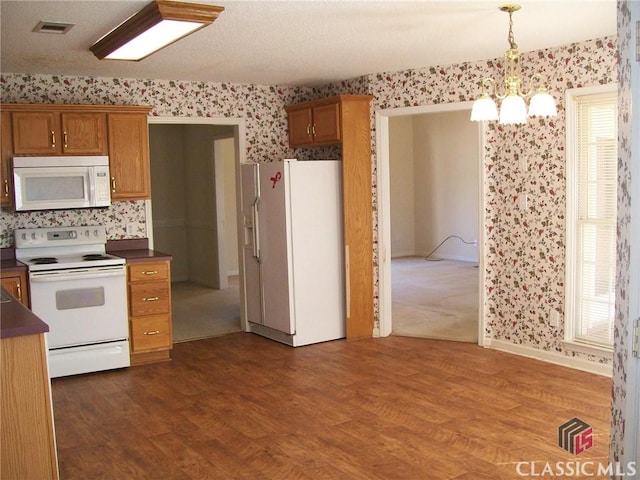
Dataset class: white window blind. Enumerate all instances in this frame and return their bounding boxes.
[572,91,617,348]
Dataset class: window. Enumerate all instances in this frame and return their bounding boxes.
[565,85,617,351]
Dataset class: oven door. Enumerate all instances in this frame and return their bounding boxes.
[29,265,128,349]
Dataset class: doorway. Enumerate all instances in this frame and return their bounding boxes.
[375,102,487,344]
[146,117,248,342]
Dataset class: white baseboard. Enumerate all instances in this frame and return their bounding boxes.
[391,251,419,259]
[485,339,612,377]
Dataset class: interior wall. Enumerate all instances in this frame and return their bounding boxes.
[389,110,479,262]
[150,124,235,287]
[149,125,188,281]
[184,126,219,287]
[413,110,479,262]
[389,116,416,257]
[220,137,239,276]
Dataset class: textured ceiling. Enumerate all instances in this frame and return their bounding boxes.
[0,0,618,87]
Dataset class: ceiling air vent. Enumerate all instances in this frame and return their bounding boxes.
[33,21,75,34]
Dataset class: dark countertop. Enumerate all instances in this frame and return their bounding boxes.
[0,287,49,339]
[1,257,27,273]
[1,248,27,273]
[106,238,172,263]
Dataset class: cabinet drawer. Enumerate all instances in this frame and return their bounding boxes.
[128,262,169,282]
[129,283,170,316]
[130,315,171,352]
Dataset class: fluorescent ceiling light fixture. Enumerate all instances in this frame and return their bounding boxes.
[90,0,224,61]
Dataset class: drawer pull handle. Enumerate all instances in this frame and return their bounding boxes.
[142,270,158,275]
[144,330,160,336]
[142,296,159,302]
[51,131,56,148]
[63,131,68,148]
[3,180,8,197]
[16,283,22,302]
[111,176,116,193]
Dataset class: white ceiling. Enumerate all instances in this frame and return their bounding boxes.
[0,0,617,88]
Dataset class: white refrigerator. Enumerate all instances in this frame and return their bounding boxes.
[241,159,345,346]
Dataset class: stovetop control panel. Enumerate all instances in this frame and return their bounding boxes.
[15,226,107,249]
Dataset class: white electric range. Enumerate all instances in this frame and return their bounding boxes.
[15,225,130,378]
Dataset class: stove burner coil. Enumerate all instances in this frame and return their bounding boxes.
[30,257,58,264]
[82,254,110,261]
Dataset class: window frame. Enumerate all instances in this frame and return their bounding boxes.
[564,83,617,358]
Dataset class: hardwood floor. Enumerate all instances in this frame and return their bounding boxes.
[51,334,612,479]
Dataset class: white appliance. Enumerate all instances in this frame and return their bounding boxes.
[12,156,111,211]
[241,159,345,346]
[15,225,129,378]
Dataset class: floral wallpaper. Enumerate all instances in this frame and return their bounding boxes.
[0,8,632,471]
[0,76,317,246]
[0,36,617,359]
[610,0,635,470]
[0,201,146,246]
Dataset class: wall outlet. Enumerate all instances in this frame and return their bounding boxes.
[126,223,135,235]
[549,309,560,327]
[519,154,527,174]
[519,193,528,210]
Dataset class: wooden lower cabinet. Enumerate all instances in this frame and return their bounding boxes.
[0,271,28,307]
[1,333,58,480]
[127,260,172,365]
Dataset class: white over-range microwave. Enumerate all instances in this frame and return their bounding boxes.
[11,156,111,211]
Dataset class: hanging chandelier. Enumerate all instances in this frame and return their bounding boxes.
[470,4,557,125]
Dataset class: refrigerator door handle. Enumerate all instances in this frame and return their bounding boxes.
[252,198,261,262]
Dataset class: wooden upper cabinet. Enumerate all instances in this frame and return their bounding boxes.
[11,112,60,155]
[60,113,107,155]
[1,111,13,207]
[311,102,341,144]
[11,111,107,155]
[287,108,314,146]
[285,99,341,147]
[2,104,152,205]
[108,112,151,201]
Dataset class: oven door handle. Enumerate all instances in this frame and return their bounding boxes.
[30,270,126,283]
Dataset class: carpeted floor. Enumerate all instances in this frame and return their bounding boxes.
[172,261,478,344]
[171,276,242,343]
[391,257,479,343]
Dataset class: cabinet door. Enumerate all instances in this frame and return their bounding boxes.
[287,108,314,147]
[61,113,107,155]
[1,111,13,207]
[0,274,28,306]
[312,102,341,145]
[108,113,150,200]
[12,112,60,155]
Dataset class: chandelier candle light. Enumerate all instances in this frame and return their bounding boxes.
[470,4,557,125]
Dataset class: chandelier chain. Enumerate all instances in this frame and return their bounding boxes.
[507,10,518,50]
